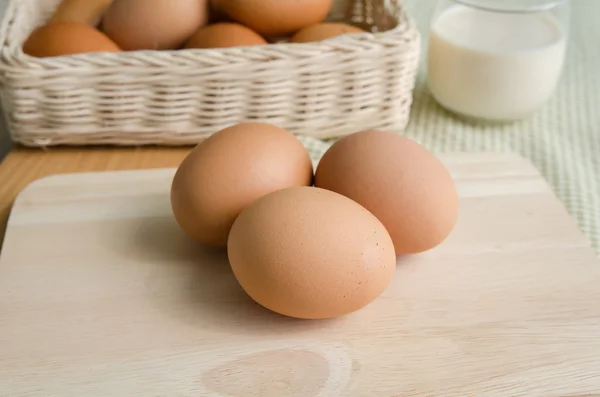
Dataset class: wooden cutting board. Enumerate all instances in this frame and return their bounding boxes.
[1,153,600,397]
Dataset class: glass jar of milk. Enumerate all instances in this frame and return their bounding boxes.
[427,0,570,121]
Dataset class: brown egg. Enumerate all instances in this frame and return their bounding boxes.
[23,22,121,57]
[101,0,208,50]
[171,123,313,248]
[228,186,397,319]
[215,0,333,37]
[315,130,459,255]
[291,22,367,43]
[185,23,266,49]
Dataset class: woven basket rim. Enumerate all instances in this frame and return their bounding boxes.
[0,0,422,148]
[0,0,418,72]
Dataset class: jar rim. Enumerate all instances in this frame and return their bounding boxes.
[453,0,568,13]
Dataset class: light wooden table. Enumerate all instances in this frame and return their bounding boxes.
[0,147,192,249]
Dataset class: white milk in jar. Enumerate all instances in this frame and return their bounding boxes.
[427,2,568,121]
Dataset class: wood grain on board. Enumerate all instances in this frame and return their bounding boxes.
[0,146,191,249]
[0,153,599,396]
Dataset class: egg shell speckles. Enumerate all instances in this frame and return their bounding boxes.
[227,186,397,320]
[315,130,459,255]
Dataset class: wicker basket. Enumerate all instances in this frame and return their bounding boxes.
[0,0,420,147]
